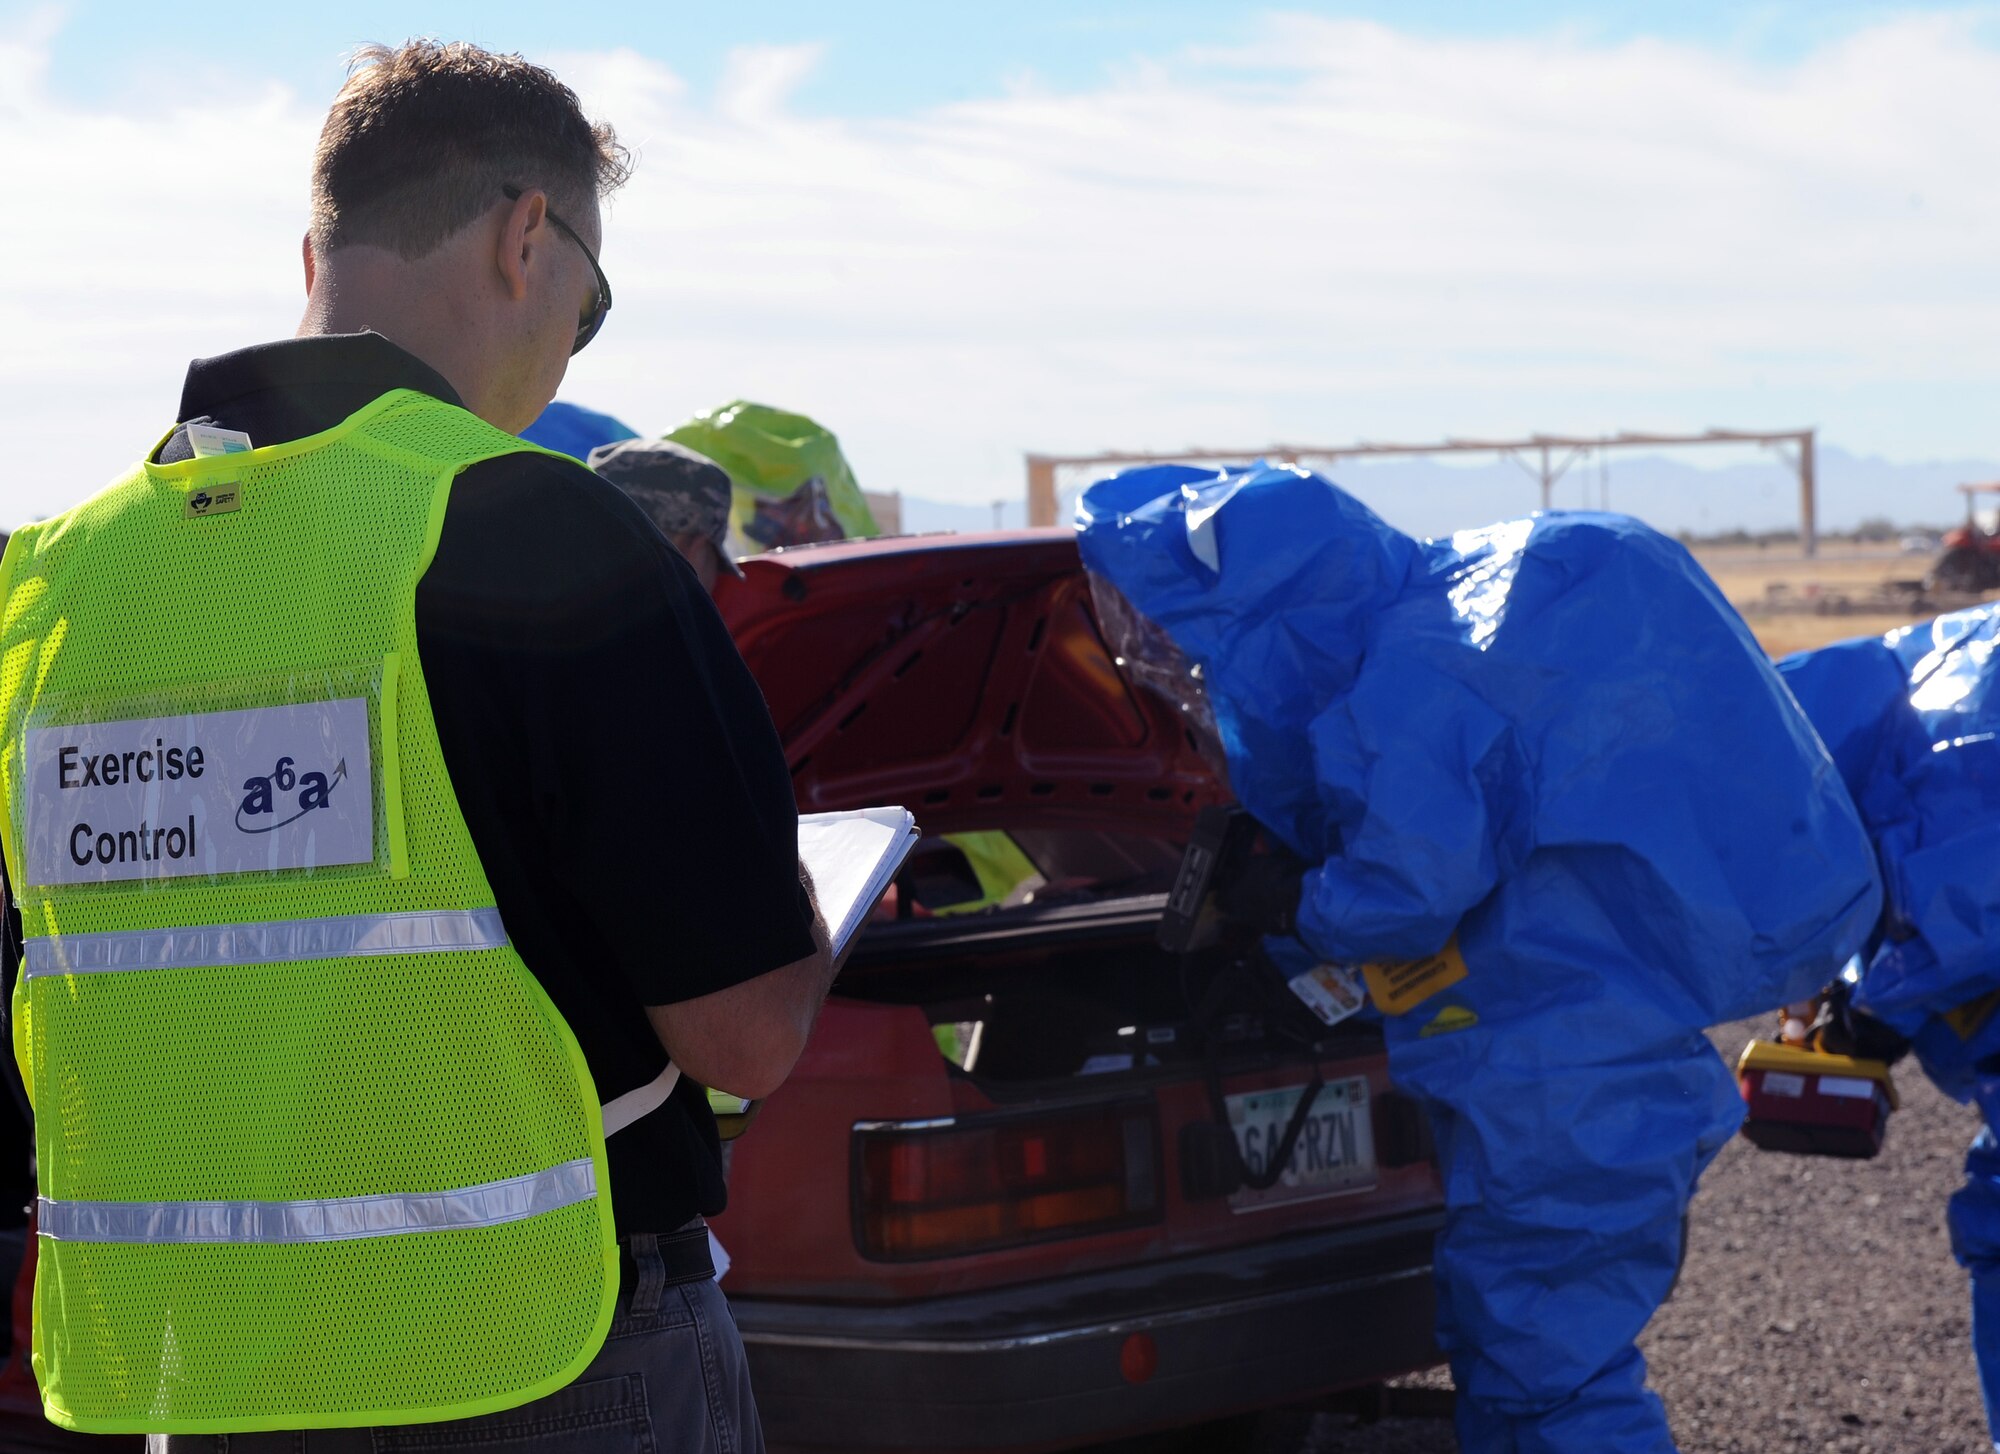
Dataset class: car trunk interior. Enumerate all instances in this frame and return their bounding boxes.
[839,900,1386,1099]
[720,533,1355,1098]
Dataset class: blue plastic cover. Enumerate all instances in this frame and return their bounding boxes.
[1782,606,2000,1446]
[1078,463,1882,1454]
[519,400,638,461]
[1952,1128,2000,1441]
[1779,606,2000,1110]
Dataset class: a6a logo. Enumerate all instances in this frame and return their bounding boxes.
[236,755,349,834]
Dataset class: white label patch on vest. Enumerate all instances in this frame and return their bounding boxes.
[22,699,375,885]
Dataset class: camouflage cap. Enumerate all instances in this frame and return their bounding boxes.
[586,437,746,578]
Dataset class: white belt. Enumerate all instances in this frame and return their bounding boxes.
[601,1064,682,1136]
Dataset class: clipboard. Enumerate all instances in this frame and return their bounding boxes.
[797,807,920,957]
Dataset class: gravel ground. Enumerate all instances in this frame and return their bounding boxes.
[1642,1020,1987,1454]
[1144,1018,1993,1453]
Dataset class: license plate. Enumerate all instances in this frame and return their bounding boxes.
[1225,1077,1376,1212]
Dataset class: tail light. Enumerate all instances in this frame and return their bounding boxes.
[853,1102,1160,1260]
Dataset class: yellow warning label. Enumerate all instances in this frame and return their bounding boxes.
[1363,937,1470,1016]
[1946,988,2000,1042]
[1420,1004,1479,1038]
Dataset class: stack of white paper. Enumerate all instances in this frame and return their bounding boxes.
[798,807,920,957]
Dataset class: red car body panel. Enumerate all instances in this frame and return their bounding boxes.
[714,530,1226,837]
[720,1030,1438,1304]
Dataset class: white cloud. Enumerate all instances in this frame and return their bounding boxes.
[714,42,825,124]
[0,4,61,97]
[9,11,2000,528]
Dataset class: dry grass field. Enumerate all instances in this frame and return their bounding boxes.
[1690,542,1964,656]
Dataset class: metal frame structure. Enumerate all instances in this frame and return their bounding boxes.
[1960,481,2000,522]
[1026,427,1820,554]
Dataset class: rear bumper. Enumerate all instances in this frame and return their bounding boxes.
[733,1211,1444,1452]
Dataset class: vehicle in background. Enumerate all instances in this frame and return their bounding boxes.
[710,532,1444,1452]
[1928,483,2000,591]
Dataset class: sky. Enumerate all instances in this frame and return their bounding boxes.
[8,1,2000,530]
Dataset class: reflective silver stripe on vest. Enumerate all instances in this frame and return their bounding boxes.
[22,908,509,979]
[37,1158,594,1244]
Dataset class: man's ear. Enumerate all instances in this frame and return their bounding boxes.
[301,232,315,296]
[495,189,545,303]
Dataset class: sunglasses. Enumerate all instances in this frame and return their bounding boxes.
[502,185,612,355]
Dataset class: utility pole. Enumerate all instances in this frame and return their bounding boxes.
[1026,457,1057,528]
[1799,430,1818,558]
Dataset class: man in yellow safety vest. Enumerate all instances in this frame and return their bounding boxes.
[0,40,834,1454]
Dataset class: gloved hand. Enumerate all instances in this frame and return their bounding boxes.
[1814,979,1912,1065]
[1217,851,1307,937]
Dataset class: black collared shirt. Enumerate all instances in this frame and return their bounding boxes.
[5,332,816,1235]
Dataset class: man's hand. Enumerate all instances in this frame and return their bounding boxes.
[645,861,837,1102]
[1815,980,1912,1065]
[1217,851,1308,938]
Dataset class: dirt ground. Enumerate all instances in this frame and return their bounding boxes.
[1221,1018,1991,1453]
[1689,542,1945,657]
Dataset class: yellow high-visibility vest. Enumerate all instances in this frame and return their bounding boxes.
[0,390,619,1434]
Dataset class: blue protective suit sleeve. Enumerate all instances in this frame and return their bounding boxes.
[1870,825,2000,1027]
[1296,666,1519,963]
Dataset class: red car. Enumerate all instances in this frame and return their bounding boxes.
[0,530,1446,1453]
[709,531,1445,1451]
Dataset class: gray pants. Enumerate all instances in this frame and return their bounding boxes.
[147,1230,763,1454]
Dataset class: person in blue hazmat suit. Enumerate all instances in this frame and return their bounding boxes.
[1777,603,2000,1445]
[1076,462,1881,1454]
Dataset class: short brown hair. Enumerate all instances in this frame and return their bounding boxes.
[311,40,631,260]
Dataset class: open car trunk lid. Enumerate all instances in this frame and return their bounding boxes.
[715,530,1225,839]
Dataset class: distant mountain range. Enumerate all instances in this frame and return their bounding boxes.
[893,445,1993,542]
